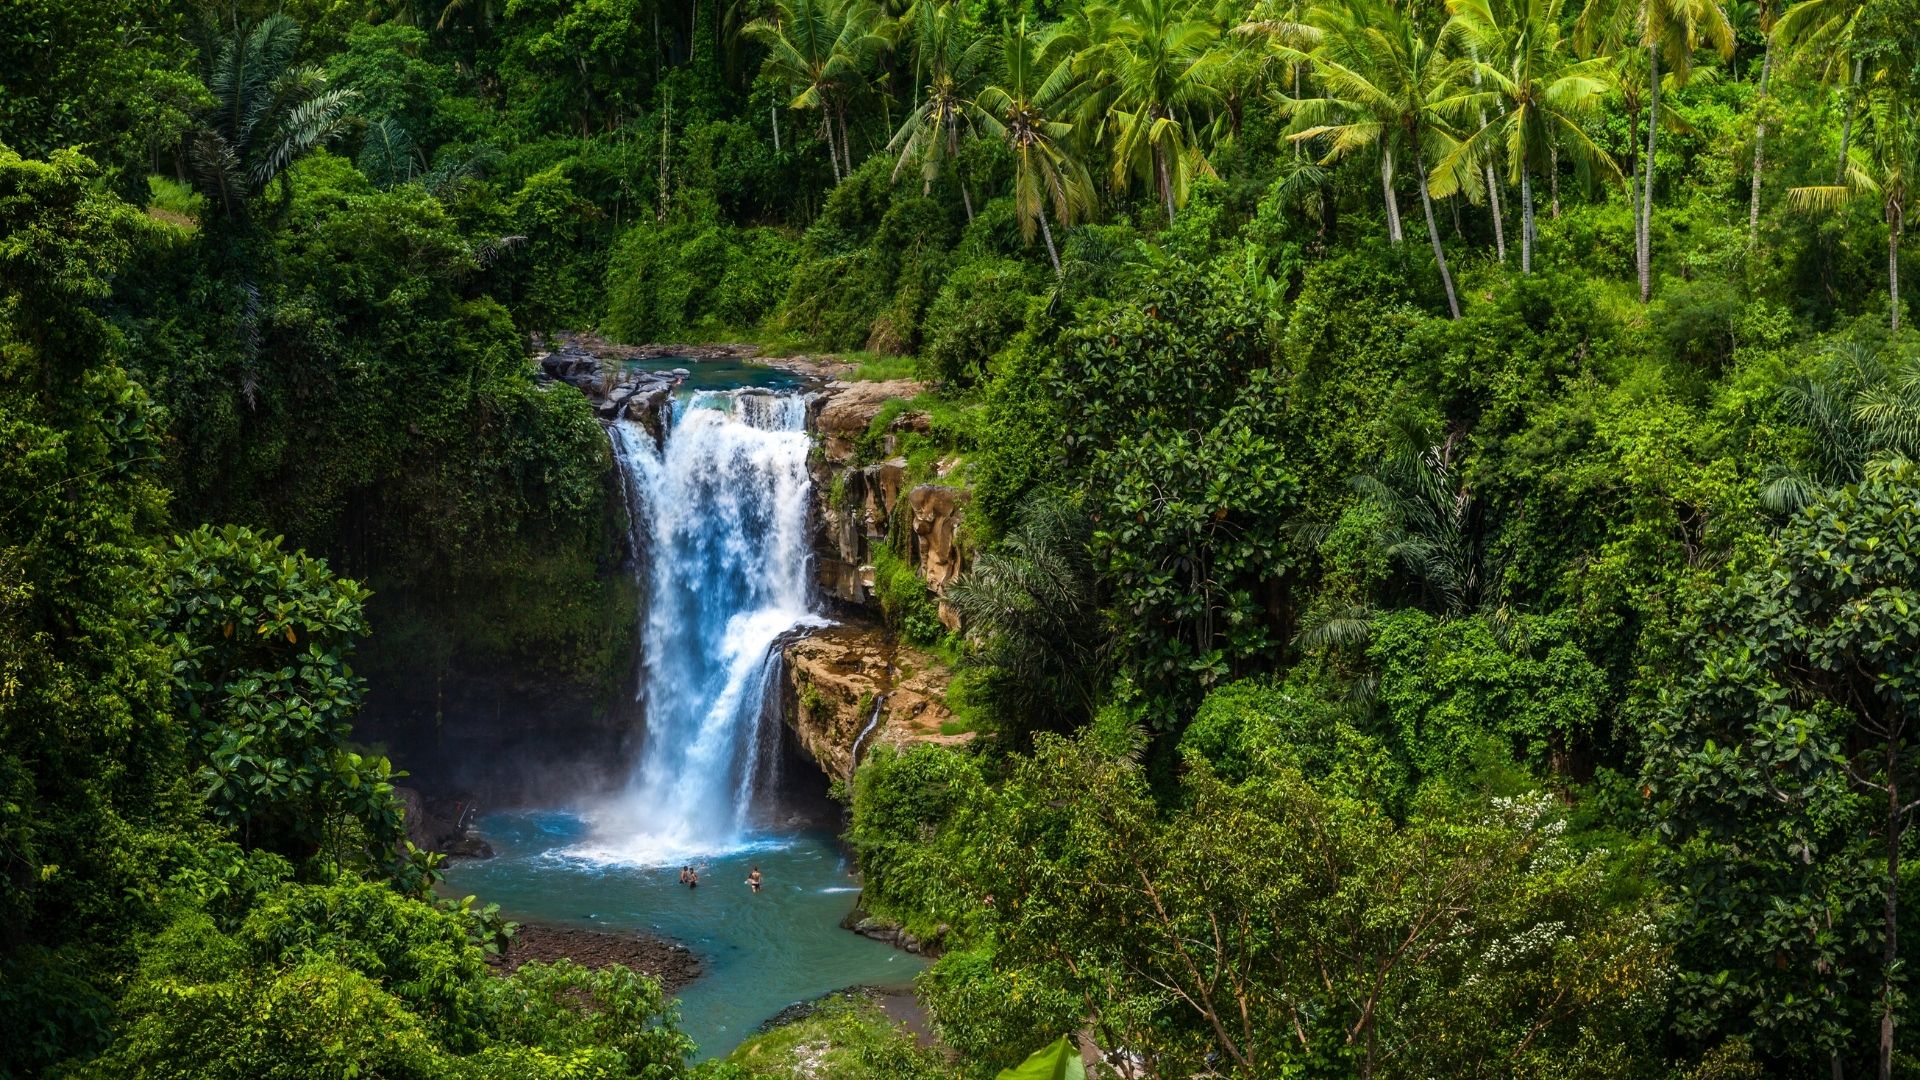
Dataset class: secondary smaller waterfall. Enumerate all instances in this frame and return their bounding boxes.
[582,386,820,863]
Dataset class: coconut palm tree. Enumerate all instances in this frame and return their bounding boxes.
[887,2,991,220]
[1433,0,1622,272]
[1076,0,1223,221]
[745,0,890,183]
[971,18,1098,271]
[188,14,358,218]
[1290,0,1467,318]
[1235,0,1324,151]
[1789,88,1914,332]
[1579,0,1733,302]
[1771,0,1871,182]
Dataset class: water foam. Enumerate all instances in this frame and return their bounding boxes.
[579,388,819,865]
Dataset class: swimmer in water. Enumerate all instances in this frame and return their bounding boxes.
[747,867,763,893]
[678,865,691,886]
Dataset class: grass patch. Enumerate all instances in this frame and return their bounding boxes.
[846,353,921,382]
[714,993,950,1080]
[146,175,203,230]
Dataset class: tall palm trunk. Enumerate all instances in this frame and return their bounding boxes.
[771,105,781,151]
[1550,142,1561,217]
[1639,45,1659,303]
[1749,38,1773,245]
[824,112,842,183]
[1891,204,1904,333]
[1414,147,1461,319]
[1520,167,1535,273]
[1380,146,1405,243]
[837,103,853,176]
[1038,200,1061,274]
[1470,58,1506,261]
[1836,57,1862,183]
[1486,161,1508,260]
[1156,143,1176,222]
[947,114,974,223]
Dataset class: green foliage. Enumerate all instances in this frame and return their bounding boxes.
[920,256,1043,387]
[1370,609,1609,782]
[946,492,1106,740]
[993,1037,1083,1080]
[890,732,1669,1077]
[846,745,991,941]
[873,545,947,646]
[0,1,200,194]
[507,163,610,330]
[712,993,952,1080]
[1054,260,1297,722]
[81,881,695,1080]
[1181,677,1405,800]
[781,155,965,351]
[604,220,798,342]
[0,147,198,1074]
[1644,468,1920,1071]
[154,525,400,871]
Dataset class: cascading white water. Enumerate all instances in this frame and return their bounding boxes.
[578,387,821,864]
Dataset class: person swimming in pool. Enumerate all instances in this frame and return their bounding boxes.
[746,867,763,893]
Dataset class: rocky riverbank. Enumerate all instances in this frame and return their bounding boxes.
[489,923,702,992]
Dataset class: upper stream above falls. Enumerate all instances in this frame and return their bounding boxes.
[441,358,924,1058]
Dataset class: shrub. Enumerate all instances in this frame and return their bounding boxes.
[920,257,1042,388]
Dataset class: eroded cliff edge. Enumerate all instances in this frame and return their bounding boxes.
[773,367,978,779]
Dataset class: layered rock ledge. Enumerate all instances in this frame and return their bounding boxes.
[780,622,972,781]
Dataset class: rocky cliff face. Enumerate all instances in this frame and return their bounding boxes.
[804,378,970,626]
[780,622,973,781]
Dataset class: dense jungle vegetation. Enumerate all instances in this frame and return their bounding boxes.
[1,0,1917,1075]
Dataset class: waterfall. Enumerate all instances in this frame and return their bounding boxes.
[581,387,820,863]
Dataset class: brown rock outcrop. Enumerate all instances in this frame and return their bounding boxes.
[781,622,972,780]
[805,379,970,615]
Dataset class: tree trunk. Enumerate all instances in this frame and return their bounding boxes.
[772,105,781,152]
[1415,147,1461,319]
[1877,739,1900,1080]
[1486,159,1506,260]
[1520,167,1535,273]
[1470,57,1506,261]
[657,89,671,221]
[1749,39,1772,246]
[1156,143,1176,222]
[1626,107,1640,283]
[949,114,974,224]
[1640,45,1659,303]
[1892,207,1904,334]
[1837,57,1862,183]
[840,105,854,177]
[1550,142,1561,217]
[1038,200,1061,274]
[825,113,841,183]
[1380,147,1404,243]
[1293,66,1303,160]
